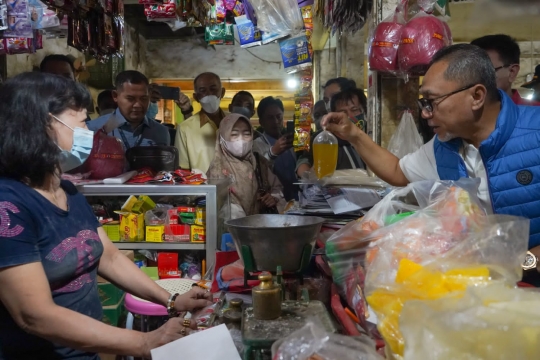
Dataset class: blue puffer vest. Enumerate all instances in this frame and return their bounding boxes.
[434,90,540,249]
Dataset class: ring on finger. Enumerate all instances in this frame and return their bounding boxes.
[183,319,191,328]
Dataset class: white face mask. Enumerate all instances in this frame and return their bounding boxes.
[199,95,222,114]
[220,136,252,158]
[52,115,94,172]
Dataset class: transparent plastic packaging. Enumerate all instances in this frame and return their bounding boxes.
[271,321,383,360]
[386,111,423,159]
[401,284,540,359]
[312,130,338,179]
[398,1,452,75]
[248,0,304,37]
[368,0,406,74]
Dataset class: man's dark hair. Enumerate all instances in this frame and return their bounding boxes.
[330,88,368,113]
[115,70,149,91]
[40,54,75,72]
[323,77,356,90]
[193,72,222,89]
[470,34,520,66]
[97,89,116,111]
[231,91,255,106]
[0,72,92,187]
[430,44,499,102]
[257,96,284,119]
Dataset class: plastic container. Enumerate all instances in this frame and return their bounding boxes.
[312,130,338,179]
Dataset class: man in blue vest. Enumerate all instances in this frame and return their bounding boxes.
[323,44,540,283]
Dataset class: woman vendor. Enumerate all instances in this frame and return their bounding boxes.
[0,72,212,360]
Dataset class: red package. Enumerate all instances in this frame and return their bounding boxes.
[368,2,406,73]
[144,4,176,19]
[5,38,31,54]
[174,169,193,177]
[398,11,451,75]
[86,130,126,179]
[344,265,369,332]
[158,252,181,279]
[127,168,156,183]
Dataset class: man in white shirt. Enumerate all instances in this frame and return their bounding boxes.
[322,44,540,282]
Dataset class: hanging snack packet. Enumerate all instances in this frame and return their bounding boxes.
[0,5,7,31]
[145,3,176,20]
[5,13,33,38]
[5,37,31,54]
[279,32,312,74]
[0,39,6,55]
[235,15,261,48]
[232,0,243,16]
[205,23,234,45]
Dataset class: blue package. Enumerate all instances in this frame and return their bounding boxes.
[279,32,312,73]
[235,15,261,48]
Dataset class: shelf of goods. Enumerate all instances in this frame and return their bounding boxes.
[77,180,230,270]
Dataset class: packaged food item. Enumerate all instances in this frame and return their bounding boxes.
[117,212,145,242]
[145,208,169,225]
[235,15,261,48]
[205,23,234,45]
[279,32,312,74]
[232,0,243,16]
[146,225,165,242]
[157,252,181,279]
[144,3,176,19]
[5,37,31,53]
[164,224,190,242]
[103,221,120,241]
[4,13,33,38]
[195,206,206,226]
[191,302,217,329]
[191,225,206,243]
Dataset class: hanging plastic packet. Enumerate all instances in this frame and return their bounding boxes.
[261,30,286,45]
[293,102,311,152]
[215,0,226,22]
[232,0,243,16]
[103,14,116,53]
[34,29,42,49]
[145,3,176,20]
[5,37,31,54]
[248,0,304,38]
[279,32,312,74]
[7,0,28,14]
[300,4,313,56]
[0,39,6,55]
[5,13,33,38]
[0,5,7,31]
[235,15,261,48]
[205,23,234,45]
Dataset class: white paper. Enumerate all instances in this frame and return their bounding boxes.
[323,187,381,214]
[151,324,241,360]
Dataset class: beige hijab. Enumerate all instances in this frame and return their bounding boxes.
[207,114,259,216]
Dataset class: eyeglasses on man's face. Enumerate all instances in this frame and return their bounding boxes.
[418,84,476,114]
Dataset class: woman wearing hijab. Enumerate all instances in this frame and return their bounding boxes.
[208,114,286,291]
[207,113,286,219]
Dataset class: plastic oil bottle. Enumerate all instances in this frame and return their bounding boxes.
[313,128,338,179]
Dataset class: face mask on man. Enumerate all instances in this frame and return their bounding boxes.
[52,115,94,172]
[199,95,222,114]
[220,136,252,158]
[231,106,252,119]
[147,102,159,120]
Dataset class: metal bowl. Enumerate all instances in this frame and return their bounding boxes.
[225,214,325,272]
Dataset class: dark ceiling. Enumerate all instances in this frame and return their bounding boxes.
[125,5,206,40]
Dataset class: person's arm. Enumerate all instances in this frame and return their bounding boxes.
[322,112,409,186]
[0,262,194,358]
[174,91,193,119]
[176,125,190,169]
[252,139,275,166]
[97,228,211,312]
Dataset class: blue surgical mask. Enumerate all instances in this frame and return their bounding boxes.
[52,115,94,172]
[231,106,252,119]
[353,113,367,133]
[147,102,159,120]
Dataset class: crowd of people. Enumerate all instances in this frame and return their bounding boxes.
[0,31,540,359]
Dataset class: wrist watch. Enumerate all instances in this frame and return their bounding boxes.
[522,251,539,271]
[166,293,180,317]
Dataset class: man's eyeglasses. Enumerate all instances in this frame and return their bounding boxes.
[494,64,511,72]
[418,84,476,113]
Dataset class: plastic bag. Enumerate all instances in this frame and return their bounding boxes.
[365,213,529,358]
[272,321,383,360]
[85,129,126,180]
[368,0,406,74]
[398,5,451,75]
[386,111,423,159]
[401,284,540,359]
[325,179,487,333]
[300,169,388,189]
[249,0,304,37]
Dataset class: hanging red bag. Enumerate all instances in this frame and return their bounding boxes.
[368,0,407,74]
[398,3,451,75]
[86,129,126,179]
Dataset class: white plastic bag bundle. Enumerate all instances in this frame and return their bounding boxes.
[248,0,304,37]
[386,111,423,159]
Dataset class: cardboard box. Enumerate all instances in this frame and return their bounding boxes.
[121,195,156,214]
[98,282,124,306]
[146,225,165,242]
[102,294,126,327]
[118,212,144,242]
[164,224,190,242]
[157,253,181,279]
[103,222,120,242]
[191,225,206,243]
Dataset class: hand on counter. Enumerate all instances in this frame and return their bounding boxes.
[321,112,363,143]
[142,317,197,357]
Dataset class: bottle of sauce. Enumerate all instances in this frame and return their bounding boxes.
[313,129,338,179]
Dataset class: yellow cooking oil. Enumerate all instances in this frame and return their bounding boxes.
[313,130,338,179]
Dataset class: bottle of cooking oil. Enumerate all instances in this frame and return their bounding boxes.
[313,129,338,179]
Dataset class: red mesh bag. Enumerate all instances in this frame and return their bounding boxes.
[86,129,126,179]
[368,2,406,73]
[398,11,451,75]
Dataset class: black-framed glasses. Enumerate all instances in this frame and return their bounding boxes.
[418,84,476,113]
